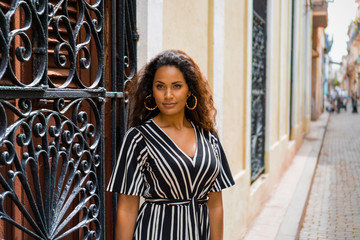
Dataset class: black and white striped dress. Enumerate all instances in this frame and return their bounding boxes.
[107,119,234,240]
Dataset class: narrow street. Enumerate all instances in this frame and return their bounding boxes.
[299,107,360,239]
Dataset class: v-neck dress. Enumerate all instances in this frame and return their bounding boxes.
[107,119,235,240]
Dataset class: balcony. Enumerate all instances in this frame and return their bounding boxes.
[311,0,329,28]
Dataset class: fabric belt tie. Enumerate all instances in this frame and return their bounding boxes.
[145,197,209,240]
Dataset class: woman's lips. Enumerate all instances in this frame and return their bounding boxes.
[163,103,176,108]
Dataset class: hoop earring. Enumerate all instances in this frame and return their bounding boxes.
[144,95,158,111]
[186,94,197,110]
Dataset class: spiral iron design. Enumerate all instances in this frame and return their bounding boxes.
[0,0,138,238]
[0,98,101,239]
[0,0,103,89]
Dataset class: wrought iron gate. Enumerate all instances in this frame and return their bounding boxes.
[0,0,137,239]
[250,0,267,182]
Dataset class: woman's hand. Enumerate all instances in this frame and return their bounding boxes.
[208,191,224,240]
[115,194,140,240]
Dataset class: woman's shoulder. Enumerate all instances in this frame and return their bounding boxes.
[125,122,152,138]
[123,127,141,140]
[194,124,218,141]
[131,119,153,131]
[122,126,148,148]
[125,120,156,138]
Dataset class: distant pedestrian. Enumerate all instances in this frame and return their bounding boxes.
[351,91,358,113]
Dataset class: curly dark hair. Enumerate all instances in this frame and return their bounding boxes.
[127,49,217,133]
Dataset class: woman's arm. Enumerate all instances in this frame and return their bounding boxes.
[208,191,224,240]
[115,194,140,240]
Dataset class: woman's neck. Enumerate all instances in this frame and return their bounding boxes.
[153,113,190,130]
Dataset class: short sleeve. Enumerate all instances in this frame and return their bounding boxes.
[107,128,146,196]
[210,134,235,192]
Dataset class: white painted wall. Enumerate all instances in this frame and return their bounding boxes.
[213,0,225,137]
[265,0,274,152]
[137,0,163,69]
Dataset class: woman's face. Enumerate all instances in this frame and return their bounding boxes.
[152,65,190,117]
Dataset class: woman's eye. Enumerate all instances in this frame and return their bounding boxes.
[156,84,164,89]
[174,84,182,89]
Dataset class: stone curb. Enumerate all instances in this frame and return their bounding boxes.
[275,112,330,240]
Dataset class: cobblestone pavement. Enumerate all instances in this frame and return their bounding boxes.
[298,109,360,240]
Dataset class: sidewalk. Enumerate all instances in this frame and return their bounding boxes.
[243,112,330,240]
[298,108,360,239]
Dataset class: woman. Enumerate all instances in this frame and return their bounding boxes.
[107,50,234,240]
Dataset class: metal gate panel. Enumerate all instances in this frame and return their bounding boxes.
[0,0,112,239]
[250,2,267,183]
[108,0,138,238]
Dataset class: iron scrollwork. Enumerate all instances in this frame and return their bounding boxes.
[48,0,104,89]
[123,0,138,87]
[0,0,105,239]
[0,0,104,89]
[250,11,267,182]
[0,98,102,239]
[0,0,47,86]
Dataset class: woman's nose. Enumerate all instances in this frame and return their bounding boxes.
[165,88,173,98]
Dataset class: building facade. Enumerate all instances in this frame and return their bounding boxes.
[138,0,314,238]
[346,0,360,96]
[311,0,328,120]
